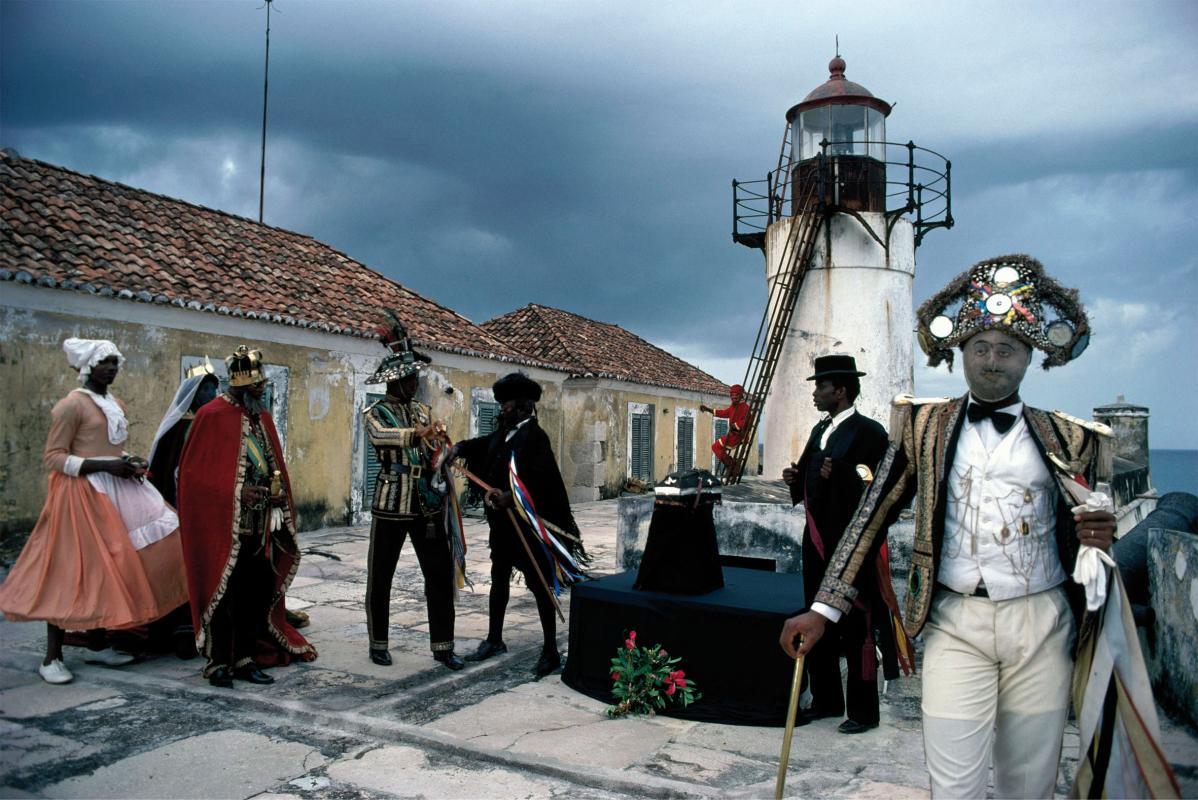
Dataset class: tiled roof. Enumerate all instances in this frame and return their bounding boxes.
[0,152,539,365]
[482,304,730,396]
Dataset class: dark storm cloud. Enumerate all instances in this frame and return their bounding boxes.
[3,0,1196,444]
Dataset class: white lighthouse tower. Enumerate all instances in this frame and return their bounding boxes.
[732,54,953,478]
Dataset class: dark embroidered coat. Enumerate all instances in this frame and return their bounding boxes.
[813,394,1104,638]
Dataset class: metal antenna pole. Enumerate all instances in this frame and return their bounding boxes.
[258,0,273,223]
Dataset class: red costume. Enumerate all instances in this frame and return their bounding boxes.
[711,385,751,476]
[177,394,315,672]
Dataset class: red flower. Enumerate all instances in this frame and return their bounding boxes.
[675,677,687,688]
[610,671,621,681]
[625,638,635,649]
[665,682,677,696]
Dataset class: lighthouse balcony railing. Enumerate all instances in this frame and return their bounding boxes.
[732,139,953,249]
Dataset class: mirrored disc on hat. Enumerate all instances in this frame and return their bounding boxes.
[1070,330,1090,359]
[993,265,1020,286]
[929,315,954,339]
[1046,319,1075,347]
[985,293,1013,315]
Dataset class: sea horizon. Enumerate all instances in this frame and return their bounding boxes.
[1149,449,1197,496]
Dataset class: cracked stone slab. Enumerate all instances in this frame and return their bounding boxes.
[0,682,119,720]
[639,742,773,787]
[510,716,679,770]
[0,718,100,777]
[41,729,327,799]
[327,743,598,799]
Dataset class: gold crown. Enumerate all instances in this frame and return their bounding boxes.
[225,346,265,387]
[185,356,216,379]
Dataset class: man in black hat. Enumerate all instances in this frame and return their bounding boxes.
[362,317,463,671]
[781,354,892,734]
[452,372,583,678]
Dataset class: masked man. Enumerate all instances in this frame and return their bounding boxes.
[0,338,188,684]
[781,355,894,734]
[781,255,1116,798]
[362,317,463,670]
[454,373,586,677]
[178,346,316,687]
[700,384,750,480]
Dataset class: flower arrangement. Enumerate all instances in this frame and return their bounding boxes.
[606,630,700,718]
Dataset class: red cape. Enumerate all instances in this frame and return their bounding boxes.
[177,394,315,666]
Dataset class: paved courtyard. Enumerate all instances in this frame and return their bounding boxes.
[1,497,1195,799]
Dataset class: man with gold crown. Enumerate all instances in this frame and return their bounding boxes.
[177,345,316,687]
[780,255,1126,798]
[362,312,464,671]
[0,338,189,684]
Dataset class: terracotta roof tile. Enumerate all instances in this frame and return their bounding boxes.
[0,152,542,366]
[482,304,729,396]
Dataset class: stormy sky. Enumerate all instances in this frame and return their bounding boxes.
[3,0,1196,447]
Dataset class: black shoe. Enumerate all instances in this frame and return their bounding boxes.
[794,709,841,727]
[233,664,276,685]
[465,640,507,662]
[286,609,311,629]
[837,719,878,735]
[208,666,233,688]
[434,650,465,671]
[369,647,392,666]
[533,649,561,678]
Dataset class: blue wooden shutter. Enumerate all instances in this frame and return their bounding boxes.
[477,401,500,436]
[631,410,654,482]
[677,415,694,472]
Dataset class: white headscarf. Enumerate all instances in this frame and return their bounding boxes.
[147,374,211,465]
[63,338,124,384]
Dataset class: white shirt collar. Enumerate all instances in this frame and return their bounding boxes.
[505,416,533,441]
[819,405,856,449]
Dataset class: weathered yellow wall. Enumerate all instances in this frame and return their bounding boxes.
[0,307,364,534]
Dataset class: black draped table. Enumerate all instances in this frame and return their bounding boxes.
[561,566,804,726]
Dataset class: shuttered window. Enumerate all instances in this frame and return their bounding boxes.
[476,400,501,437]
[713,418,729,471]
[630,410,654,482]
[676,415,694,472]
[362,393,385,510]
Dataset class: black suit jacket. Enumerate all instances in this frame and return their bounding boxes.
[790,412,889,600]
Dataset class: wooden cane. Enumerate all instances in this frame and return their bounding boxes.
[503,508,565,622]
[452,462,583,544]
[775,639,806,800]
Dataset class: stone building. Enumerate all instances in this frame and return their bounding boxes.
[0,152,729,536]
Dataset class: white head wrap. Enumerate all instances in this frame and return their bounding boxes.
[63,338,124,384]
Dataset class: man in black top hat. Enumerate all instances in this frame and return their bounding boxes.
[362,315,463,671]
[452,372,583,678]
[782,354,891,734]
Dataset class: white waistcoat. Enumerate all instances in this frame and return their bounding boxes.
[940,414,1066,600]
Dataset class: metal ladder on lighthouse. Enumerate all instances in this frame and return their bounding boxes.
[727,176,826,483]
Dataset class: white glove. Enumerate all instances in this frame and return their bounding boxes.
[269,507,285,534]
[1070,491,1116,611]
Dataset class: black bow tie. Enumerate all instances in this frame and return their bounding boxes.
[966,402,1018,434]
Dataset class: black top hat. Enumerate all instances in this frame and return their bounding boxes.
[493,372,542,404]
[806,354,867,381]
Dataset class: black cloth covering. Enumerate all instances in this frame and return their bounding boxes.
[562,567,802,726]
[148,418,191,508]
[634,500,724,594]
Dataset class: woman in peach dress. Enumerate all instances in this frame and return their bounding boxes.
[0,339,189,684]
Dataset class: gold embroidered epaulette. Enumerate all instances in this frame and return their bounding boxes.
[1051,410,1113,437]
[892,393,953,407]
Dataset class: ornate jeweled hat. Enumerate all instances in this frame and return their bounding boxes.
[225,346,266,387]
[366,310,430,385]
[917,254,1090,370]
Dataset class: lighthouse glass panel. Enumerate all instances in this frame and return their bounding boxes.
[795,107,829,160]
[865,108,886,160]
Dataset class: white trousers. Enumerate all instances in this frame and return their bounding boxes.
[921,587,1075,799]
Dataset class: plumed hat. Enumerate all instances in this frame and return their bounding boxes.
[917,254,1091,370]
[226,345,266,387]
[493,372,542,404]
[366,310,431,385]
[806,354,866,381]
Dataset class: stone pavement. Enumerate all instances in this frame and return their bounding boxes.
[2,498,1196,799]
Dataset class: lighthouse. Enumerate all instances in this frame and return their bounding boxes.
[732,53,953,478]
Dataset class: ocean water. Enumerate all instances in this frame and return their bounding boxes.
[1150,449,1198,496]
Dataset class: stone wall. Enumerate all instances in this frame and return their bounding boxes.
[1146,528,1198,729]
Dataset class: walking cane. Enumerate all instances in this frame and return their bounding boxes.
[503,508,565,623]
[775,637,805,800]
